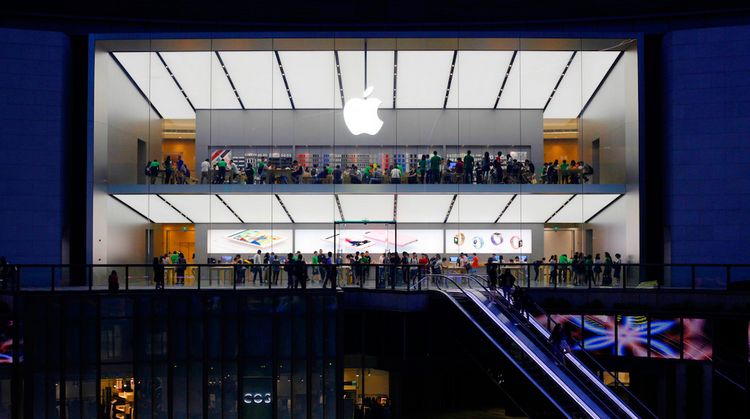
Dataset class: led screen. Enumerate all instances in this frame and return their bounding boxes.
[649,317,681,359]
[683,318,713,361]
[616,315,648,357]
[583,315,615,356]
[295,229,443,255]
[444,229,532,254]
[207,229,294,254]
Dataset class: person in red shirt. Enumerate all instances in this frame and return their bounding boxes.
[471,253,480,273]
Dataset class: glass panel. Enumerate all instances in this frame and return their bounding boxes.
[649,317,681,359]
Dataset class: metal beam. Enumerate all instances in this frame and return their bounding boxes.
[155,51,196,112]
[215,51,245,110]
[494,51,517,109]
[109,52,163,119]
[443,194,458,223]
[443,50,458,109]
[274,51,295,109]
[494,194,517,223]
[577,51,624,118]
[544,194,577,224]
[274,194,295,223]
[156,194,194,223]
[334,51,346,108]
[215,194,244,223]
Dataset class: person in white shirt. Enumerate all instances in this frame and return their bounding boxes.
[200,158,210,184]
[252,250,263,284]
[390,166,402,184]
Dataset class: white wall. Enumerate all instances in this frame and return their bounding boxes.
[92,49,160,263]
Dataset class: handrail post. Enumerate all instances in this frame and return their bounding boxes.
[88,265,93,291]
[197,265,201,290]
[50,266,55,291]
[125,266,129,291]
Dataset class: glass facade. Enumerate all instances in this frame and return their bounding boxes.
[11,292,338,418]
[91,36,641,285]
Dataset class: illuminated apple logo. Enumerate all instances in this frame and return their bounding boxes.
[343,86,383,135]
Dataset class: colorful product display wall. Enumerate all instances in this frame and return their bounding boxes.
[536,314,713,361]
[445,229,532,254]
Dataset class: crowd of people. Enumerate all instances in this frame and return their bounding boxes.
[144,150,595,186]
[530,252,624,286]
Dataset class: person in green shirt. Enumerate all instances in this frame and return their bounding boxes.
[216,159,228,184]
[463,150,475,184]
[560,160,569,184]
[148,160,160,184]
[418,154,428,183]
[558,254,569,283]
[429,151,442,184]
[169,251,179,264]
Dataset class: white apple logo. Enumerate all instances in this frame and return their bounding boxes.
[343,86,383,135]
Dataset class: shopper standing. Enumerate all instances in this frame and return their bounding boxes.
[464,150,474,184]
[152,257,165,289]
[200,158,210,184]
[429,151,442,184]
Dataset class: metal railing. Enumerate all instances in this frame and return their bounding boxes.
[1,262,749,293]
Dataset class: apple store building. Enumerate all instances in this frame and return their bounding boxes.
[91,36,640,276]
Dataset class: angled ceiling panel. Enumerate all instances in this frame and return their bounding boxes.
[159,52,240,109]
[113,52,195,119]
[218,51,291,109]
[160,194,239,223]
[496,51,572,109]
[497,194,573,223]
[278,51,339,109]
[338,194,394,222]
[276,194,339,223]
[396,51,454,108]
[218,194,292,223]
[447,194,515,223]
[112,194,190,223]
[547,194,621,223]
[396,194,454,223]
[446,51,514,109]
[544,51,620,118]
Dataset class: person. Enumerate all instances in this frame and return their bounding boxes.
[486,257,498,289]
[493,151,504,184]
[233,254,246,285]
[163,156,174,184]
[471,253,479,273]
[481,151,491,184]
[170,250,179,265]
[152,257,165,289]
[175,156,185,183]
[284,253,295,288]
[550,324,568,364]
[500,268,515,299]
[580,160,594,184]
[349,165,361,184]
[316,165,328,184]
[176,252,187,285]
[252,250,263,284]
[407,167,418,184]
[464,150,474,184]
[291,161,303,184]
[593,253,602,285]
[245,163,255,184]
[323,251,337,289]
[108,270,119,292]
[602,252,613,286]
[333,165,343,184]
[584,254,594,286]
[558,253,569,284]
[389,165,401,184]
[294,255,308,289]
[429,150,442,184]
[613,253,622,285]
[418,154,428,183]
[216,158,227,184]
[533,258,542,283]
[200,158,210,184]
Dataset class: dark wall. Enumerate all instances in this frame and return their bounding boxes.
[0,28,70,263]
[663,25,750,264]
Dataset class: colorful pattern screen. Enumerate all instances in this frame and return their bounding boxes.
[535,314,712,360]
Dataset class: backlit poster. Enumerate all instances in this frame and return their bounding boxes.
[208,229,294,255]
[683,318,713,361]
[294,229,444,255]
[445,229,532,254]
[616,315,648,357]
[583,315,615,356]
[551,314,583,350]
[649,317,681,359]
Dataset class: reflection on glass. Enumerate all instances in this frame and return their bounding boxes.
[682,318,712,361]
[649,317,681,359]
[583,315,615,355]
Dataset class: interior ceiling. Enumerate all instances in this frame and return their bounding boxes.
[111,193,620,225]
[112,49,621,120]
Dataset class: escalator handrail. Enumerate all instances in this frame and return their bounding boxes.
[432,274,607,419]
[458,275,641,419]
[469,274,658,419]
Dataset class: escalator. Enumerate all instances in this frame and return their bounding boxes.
[427,275,656,419]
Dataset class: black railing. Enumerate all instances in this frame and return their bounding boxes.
[0,262,749,292]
